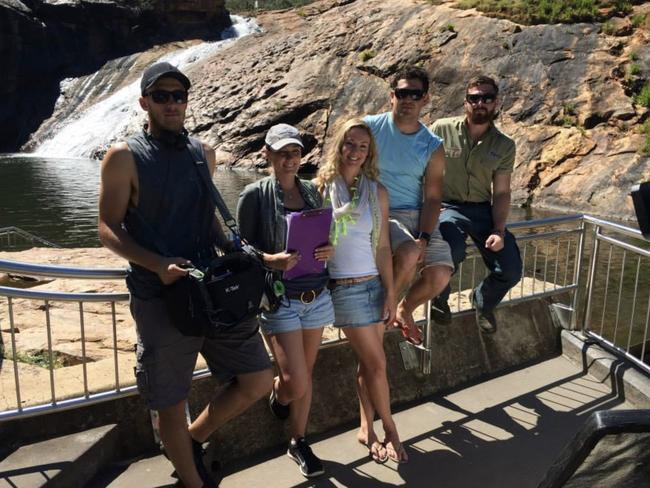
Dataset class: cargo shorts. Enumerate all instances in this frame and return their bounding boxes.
[130,296,271,410]
[389,208,454,270]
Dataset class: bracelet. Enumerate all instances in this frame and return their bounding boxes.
[491,229,505,238]
[416,231,432,244]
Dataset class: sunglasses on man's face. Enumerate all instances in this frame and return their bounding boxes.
[465,93,497,105]
[394,88,425,101]
[146,89,188,105]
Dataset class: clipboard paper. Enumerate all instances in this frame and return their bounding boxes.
[283,208,333,280]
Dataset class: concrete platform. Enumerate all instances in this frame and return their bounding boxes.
[0,424,118,488]
[92,351,639,488]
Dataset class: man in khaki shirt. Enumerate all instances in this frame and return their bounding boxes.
[430,76,522,333]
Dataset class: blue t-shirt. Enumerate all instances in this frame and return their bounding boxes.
[364,112,442,210]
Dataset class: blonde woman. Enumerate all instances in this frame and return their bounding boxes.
[316,118,407,463]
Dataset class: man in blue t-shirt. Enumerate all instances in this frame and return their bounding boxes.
[364,66,453,346]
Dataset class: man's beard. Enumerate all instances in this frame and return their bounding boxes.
[470,108,495,124]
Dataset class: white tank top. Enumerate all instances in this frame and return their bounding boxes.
[328,202,378,279]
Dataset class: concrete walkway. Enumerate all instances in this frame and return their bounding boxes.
[94,352,634,488]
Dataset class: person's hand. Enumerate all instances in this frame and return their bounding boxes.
[157,257,192,285]
[382,291,397,326]
[485,233,504,252]
[314,244,335,262]
[264,251,300,271]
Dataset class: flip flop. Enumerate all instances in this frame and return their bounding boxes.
[368,441,388,464]
[384,439,408,464]
[397,322,429,351]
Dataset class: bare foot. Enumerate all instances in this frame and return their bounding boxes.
[396,302,423,345]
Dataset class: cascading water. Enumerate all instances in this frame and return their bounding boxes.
[34,16,260,159]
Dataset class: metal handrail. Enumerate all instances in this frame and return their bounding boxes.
[2,212,647,422]
[0,259,126,279]
[0,226,60,249]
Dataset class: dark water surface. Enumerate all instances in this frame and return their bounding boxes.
[1,155,557,248]
[0,155,261,248]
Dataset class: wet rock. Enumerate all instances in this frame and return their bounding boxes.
[0,0,231,152]
[22,0,650,221]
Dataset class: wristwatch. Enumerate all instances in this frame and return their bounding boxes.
[416,231,431,244]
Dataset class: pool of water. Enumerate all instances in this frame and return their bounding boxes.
[0,155,561,249]
[0,154,262,248]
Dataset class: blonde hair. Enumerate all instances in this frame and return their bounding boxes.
[315,118,379,189]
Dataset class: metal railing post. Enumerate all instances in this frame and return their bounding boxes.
[570,217,588,330]
[422,300,433,374]
[583,223,601,332]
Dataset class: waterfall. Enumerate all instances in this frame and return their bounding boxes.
[34,16,260,159]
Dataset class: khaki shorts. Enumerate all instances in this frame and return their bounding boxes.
[130,296,271,410]
[389,208,454,270]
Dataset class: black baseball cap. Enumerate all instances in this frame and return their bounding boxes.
[140,62,191,95]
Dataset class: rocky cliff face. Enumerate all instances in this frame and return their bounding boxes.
[183,0,649,220]
[0,0,230,152]
[24,0,650,220]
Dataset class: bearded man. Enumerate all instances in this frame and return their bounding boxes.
[430,75,522,334]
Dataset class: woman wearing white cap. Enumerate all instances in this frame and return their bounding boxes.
[237,124,334,478]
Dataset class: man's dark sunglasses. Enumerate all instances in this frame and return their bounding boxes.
[145,89,188,104]
[394,88,425,101]
[466,93,497,105]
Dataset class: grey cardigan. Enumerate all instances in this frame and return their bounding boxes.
[236,175,327,293]
[237,175,322,253]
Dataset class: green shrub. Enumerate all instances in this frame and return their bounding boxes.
[225,0,314,13]
[631,14,647,28]
[630,52,639,61]
[563,102,577,116]
[455,0,635,25]
[629,64,641,76]
[635,84,650,107]
[439,23,455,32]
[3,349,64,369]
[359,49,377,62]
[602,20,615,35]
[641,121,650,154]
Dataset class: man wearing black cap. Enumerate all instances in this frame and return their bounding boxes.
[99,62,273,488]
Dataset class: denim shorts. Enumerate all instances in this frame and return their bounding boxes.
[389,208,454,270]
[331,276,384,328]
[259,287,334,335]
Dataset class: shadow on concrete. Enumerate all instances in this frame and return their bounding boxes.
[0,461,70,482]
[289,369,625,488]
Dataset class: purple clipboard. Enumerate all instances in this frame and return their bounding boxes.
[283,208,333,280]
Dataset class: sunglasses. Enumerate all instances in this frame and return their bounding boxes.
[465,93,497,105]
[394,88,425,101]
[145,89,188,104]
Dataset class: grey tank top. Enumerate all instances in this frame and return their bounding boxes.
[124,130,216,298]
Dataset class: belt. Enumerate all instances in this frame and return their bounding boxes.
[329,275,377,287]
[285,287,325,304]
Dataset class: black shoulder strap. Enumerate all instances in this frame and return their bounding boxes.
[186,141,240,239]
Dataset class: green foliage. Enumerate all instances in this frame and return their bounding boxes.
[225,0,314,13]
[601,20,615,35]
[629,63,641,76]
[630,51,639,61]
[641,121,650,154]
[3,349,64,369]
[359,49,377,62]
[631,13,647,28]
[635,84,650,107]
[563,102,577,116]
[440,23,456,32]
[455,0,636,25]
